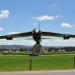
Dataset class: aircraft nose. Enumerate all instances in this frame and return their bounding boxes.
[36,29,39,33]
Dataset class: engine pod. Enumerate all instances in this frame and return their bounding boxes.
[63,35,70,40]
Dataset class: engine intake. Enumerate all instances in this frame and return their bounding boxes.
[63,35,70,40]
[5,35,13,40]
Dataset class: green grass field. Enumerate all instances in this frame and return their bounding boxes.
[0,54,74,71]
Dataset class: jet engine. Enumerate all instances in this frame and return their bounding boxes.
[63,35,70,40]
[5,35,13,40]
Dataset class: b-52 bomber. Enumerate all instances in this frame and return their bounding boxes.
[0,24,75,54]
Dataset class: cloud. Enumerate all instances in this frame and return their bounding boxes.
[60,22,73,28]
[33,15,56,21]
[0,27,4,31]
[33,15,62,21]
[8,32,20,35]
[0,38,35,45]
[0,37,75,46]
[0,10,10,19]
[41,38,75,46]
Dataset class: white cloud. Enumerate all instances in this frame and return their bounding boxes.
[0,27,4,31]
[0,10,10,19]
[8,32,20,35]
[0,38,35,45]
[41,38,75,46]
[33,15,62,21]
[34,15,56,21]
[60,22,73,28]
[0,37,75,46]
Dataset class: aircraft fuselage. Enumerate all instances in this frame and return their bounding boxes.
[32,29,41,44]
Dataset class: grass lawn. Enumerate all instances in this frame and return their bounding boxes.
[0,54,74,71]
[31,55,74,70]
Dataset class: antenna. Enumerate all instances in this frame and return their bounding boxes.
[38,21,41,30]
[33,23,36,29]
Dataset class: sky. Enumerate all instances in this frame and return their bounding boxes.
[0,0,75,46]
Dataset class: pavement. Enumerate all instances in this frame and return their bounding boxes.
[0,70,75,75]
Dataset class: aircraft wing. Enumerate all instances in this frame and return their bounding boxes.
[24,37,54,40]
[0,31,32,40]
[41,31,75,39]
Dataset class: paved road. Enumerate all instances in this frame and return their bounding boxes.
[0,70,75,75]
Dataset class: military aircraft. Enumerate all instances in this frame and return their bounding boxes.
[0,23,75,54]
[0,26,75,44]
